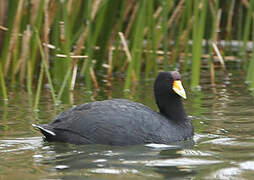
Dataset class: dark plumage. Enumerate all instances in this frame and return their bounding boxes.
[33,71,194,145]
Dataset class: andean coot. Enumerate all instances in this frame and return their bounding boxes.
[33,71,194,145]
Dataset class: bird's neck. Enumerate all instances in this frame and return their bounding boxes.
[157,95,187,122]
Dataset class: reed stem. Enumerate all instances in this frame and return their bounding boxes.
[35,30,57,105]
[0,61,8,100]
[191,0,208,89]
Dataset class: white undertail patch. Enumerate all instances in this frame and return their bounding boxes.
[32,124,56,136]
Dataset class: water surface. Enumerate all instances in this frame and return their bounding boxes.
[1,70,254,179]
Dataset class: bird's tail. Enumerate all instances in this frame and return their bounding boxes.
[32,124,56,137]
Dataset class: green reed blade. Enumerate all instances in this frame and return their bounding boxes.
[182,0,192,73]
[237,3,243,42]
[30,0,45,78]
[225,0,235,55]
[191,0,200,88]
[57,67,72,102]
[145,0,157,78]
[52,1,62,88]
[35,30,57,105]
[247,17,254,85]
[207,0,219,66]
[246,1,254,90]
[11,41,20,85]
[69,1,81,34]
[82,0,93,91]
[26,60,32,96]
[34,62,44,110]
[0,0,18,65]
[124,0,146,90]
[240,0,253,64]
[111,0,128,72]
[171,3,186,68]
[162,0,171,70]
[54,0,73,102]
[191,0,208,89]
[0,61,8,100]
[133,0,147,79]
[94,0,121,71]
[51,0,73,102]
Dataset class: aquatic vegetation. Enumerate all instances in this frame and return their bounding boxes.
[0,0,254,104]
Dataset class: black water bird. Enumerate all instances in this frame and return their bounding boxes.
[33,71,194,145]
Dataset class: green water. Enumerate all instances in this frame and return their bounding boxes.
[1,69,254,180]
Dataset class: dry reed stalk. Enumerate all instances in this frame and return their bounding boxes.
[212,43,226,71]
[226,0,235,39]
[90,67,99,90]
[4,0,24,76]
[59,21,65,43]
[179,15,193,42]
[48,0,57,26]
[67,0,74,13]
[107,0,135,50]
[209,1,214,15]
[131,70,136,84]
[74,0,101,56]
[214,9,222,44]
[70,64,78,91]
[15,25,31,84]
[57,51,86,91]
[56,54,88,58]
[43,0,50,65]
[210,58,215,86]
[209,8,221,86]
[0,25,8,31]
[168,5,184,50]
[0,1,5,25]
[119,32,132,73]
[91,0,103,20]
[154,6,163,18]
[157,0,184,48]
[71,0,95,86]
[0,0,7,51]
[76,0,98,75]
[43,43,56,49]
[167,0,184,28]
[123,0,136,19]
[144,6,163,35]
[107,0,135,54]
[107,47,113,86]
[212,9,226,71]
[125,2,139,39]
[71,0,102,91]
[69,91,74,105]
[209,3,217,86]
[241,0,249,8]
[74,25,89,55]
[119,32,132,62]
[30,0,41,25]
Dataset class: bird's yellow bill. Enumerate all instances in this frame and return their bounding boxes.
[173,80,186,99]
